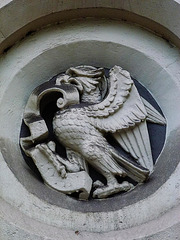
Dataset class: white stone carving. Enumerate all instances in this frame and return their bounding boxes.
[20,65,166,199]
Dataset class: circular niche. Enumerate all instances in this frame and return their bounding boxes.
[0,19,180,232]
[20,68,166,202]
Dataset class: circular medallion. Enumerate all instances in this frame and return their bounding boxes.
[0,19,179,234]
[20,65,166,201]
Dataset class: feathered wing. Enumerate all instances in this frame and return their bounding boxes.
[84,66,154,172]
[113,121,153,172]
[84,66,133,118]
[141,97,166,125]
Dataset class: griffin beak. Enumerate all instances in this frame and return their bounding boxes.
[56,75,83,93]
[67,77,83,93]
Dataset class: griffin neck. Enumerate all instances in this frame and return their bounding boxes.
[81,88,102,104]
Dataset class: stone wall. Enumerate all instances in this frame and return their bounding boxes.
[0,1,180,239]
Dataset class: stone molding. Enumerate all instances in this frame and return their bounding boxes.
[0,1,180,239]
[0,0,180,54]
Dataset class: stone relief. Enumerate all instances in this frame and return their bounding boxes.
[20,66,166,200]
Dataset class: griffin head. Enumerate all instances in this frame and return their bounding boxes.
[56,66,107,103]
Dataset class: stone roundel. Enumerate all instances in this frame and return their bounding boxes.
[0,6,180,239]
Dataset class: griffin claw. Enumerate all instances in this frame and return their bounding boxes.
[93,181,134,199]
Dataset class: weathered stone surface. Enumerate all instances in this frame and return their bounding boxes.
[21,65,166,199]
[0,1,179,239]
[0,0,180,50]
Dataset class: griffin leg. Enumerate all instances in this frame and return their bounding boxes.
[105,172,118,185]
[93,172,134,199]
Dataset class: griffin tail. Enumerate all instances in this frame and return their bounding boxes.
[110,148,150,183]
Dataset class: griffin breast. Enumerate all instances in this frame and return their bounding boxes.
[53,108,103,152]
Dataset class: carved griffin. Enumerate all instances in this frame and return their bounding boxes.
[21,65,166,199]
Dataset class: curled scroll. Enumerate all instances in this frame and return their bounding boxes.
[21,81,80,153]
[20,80,92,200]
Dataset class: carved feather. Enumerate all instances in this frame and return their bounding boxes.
[84,66,133,117]
[114,122,153,172]
[141,97,166,125]
[85,66,154,172]
[89,84,147,132]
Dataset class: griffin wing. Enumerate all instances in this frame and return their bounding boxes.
[84,66,154,172]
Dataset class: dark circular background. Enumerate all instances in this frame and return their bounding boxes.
[3,67,173,212]
[20,69,166,190]
[15,68,171,212]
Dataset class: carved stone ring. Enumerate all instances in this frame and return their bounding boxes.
[20,65,166,200]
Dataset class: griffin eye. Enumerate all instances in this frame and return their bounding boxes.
[69,79,78,85]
